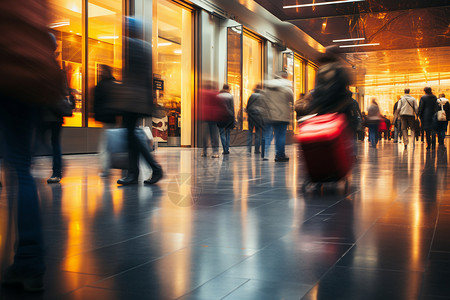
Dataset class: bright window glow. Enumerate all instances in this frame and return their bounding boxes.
[333,37,365,43]
[157,42,172,46]
[339,43,380,48]
[174,49,182,54]
[283,0,364,9]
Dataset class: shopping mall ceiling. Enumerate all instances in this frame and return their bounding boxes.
[254,0,450,87]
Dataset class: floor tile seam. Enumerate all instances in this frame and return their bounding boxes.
[60,231,158,259]
[219,279,252,300]
[84,240,210,286]
[425,200,444,262]
[334,265,426,274]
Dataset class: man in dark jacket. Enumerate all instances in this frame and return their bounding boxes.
[419,87,438,150]
[246,84,265,154]
[217,84,235,155]
[95,64,117,176]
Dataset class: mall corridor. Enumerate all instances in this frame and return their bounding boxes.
[1,141,450,299]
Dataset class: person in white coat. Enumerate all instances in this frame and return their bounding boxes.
[397,88,418,149]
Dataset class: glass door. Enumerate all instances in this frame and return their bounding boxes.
[227,25,243,129]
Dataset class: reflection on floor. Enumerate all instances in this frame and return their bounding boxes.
[1,140,450,299]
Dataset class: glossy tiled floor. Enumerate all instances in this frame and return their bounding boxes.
[1,139,450,299]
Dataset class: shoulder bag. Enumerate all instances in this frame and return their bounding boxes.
[437,100,447,122]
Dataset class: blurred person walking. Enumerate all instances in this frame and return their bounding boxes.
[397,88,418,150]
[366,98,381,148]
[94,65,118,177]
[307,46,361,153]
[199,81,222,158]
[392,97,402,143]
[436,94,450,147]
[419,87,438,150]
[0,0,65,291]
[111,18,163,185]
[246,84,265,154]
[217,84,235,155]
[262,71,294,162]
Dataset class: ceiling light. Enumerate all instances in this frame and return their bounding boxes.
[49,21,70,28]
[333,37,365,43]
[98,36,119,39]
[283,0,364,9]
[339,43,380,48]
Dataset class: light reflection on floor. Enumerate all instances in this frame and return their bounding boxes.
[0,140,450,299]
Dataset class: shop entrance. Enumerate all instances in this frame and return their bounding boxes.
[151,0,193,146]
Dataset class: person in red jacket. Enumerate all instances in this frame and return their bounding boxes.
[198,81,227,158]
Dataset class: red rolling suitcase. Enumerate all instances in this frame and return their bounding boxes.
[297,113,353,183]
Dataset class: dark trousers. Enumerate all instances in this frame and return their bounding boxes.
[202,121,219,154]
[247,119,262,153]
[219,127,230,153]
[425,130,436,148]
[123,115,162,177]
[0,99,45,276]
[43,122,62,177]
[273,122,288,158]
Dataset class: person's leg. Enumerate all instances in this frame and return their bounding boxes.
[408,117,415,147]
[273,122,288,159]
[425,130,432,149]
[393,121,399,142]
[368,125,375,147]
[247,120,254,153]
[50,122,62,178]
[99,124,112,175]
[431,130,436,148]
[401,116,409,146]
[219,127,227,153]
[209,121,219,156]
[263,124,273,159]
[118,114,139,184]
[0,101,45,288]
[254,126,261,153]
[226,128,230,152]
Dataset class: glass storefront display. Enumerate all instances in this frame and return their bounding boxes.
[48,0,122,128]
[242,32,262,130]
[87,0,123,127]
[152,0,193,146]
[294,56,305,100]
[48,0,84,127]
[227,26,243,129]
[307,64,316,92]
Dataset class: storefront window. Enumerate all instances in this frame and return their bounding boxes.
[48,0,84,127]
[227,26,243,129]
[242,32,262,130]
[152,0,193,146]
[87,0,123,127]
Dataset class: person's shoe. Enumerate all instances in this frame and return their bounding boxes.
[262,158,269,161]
[144,172,163,185]
[47,176,61,184]
[275,156,289,162]
[99,172,110,178]
[254,151,261,154]
[117,176,138,185]
[2,267,44,292]
[211,154,220,158]
[0,181,2,188]
[200,152,207,157]
[222,151,230,155]
[404,145,407,150]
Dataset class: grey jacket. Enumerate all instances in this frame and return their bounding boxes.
[261,78,294,123]
[397,94,418,116]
